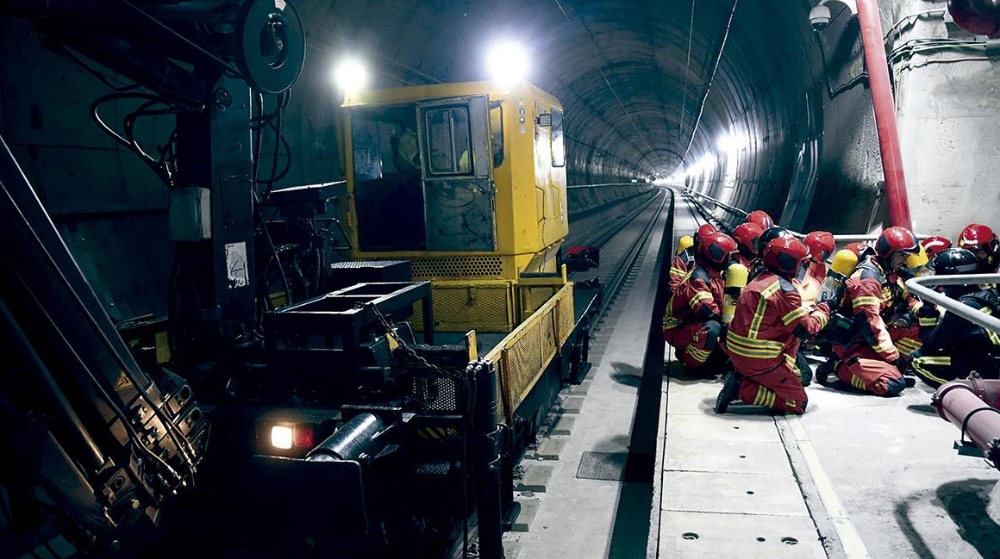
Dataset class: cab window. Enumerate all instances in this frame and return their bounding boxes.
[424,106,473,176]
[551,108,565,168]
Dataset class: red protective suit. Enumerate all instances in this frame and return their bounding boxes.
[663,263,726,371]
[723,272,830,414]
[832,258,908,395]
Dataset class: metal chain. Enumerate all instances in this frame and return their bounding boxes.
[366,302,465,380]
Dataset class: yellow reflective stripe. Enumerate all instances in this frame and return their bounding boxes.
[851,375,865,390]
[753,386,767,406]
[670,267,686,277]
[781,306,809,326]
[749,282,780,339]
[754,387,776,408]
[895,338,922,353]
[689,291,714,306]
[911,356,951,385]
[918,316,938,326]
[726,331,785,350]
[852,296,881,309]
[784,353,797,369]
[814,310,829,329]
[685,346,711,363]
[726,332,784,358]
[762,283,782,297]
[873,340,895,354]
[663,310,682,330]
[975,308,1000,345]
[987,329,1000,346]
[726,342,781,359]
[917,356,951,366]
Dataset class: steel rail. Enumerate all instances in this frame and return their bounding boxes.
[596,190,669,319]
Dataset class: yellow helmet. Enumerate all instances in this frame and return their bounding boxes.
[905,244,928,270]
[676,235,694,255]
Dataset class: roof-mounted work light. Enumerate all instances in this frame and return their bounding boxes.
[333,56,369,92]
[486,40,530,85]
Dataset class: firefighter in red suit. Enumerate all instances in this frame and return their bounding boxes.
[732,222,763,269]
[817,226,917,396]
[663,232,736,374]
[669,224,718,294]
[714,237,830,414]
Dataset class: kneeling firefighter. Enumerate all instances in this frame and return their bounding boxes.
[817,227,919,396]
[663,232,736,375]
[715,237,831,414]
[909,248,1000,387]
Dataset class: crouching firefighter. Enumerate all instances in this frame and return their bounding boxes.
[908,248,1000,386]
[816,227,918,396]
[715,237,831,414]
[663,232,737,376]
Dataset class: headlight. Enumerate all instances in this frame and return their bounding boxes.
[271,425,294,450]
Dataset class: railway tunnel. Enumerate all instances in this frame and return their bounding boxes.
[2,1,1000,558]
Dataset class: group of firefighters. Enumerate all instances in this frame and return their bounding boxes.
[662,210,1000,415]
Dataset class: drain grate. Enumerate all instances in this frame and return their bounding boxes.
[576,451,627,481]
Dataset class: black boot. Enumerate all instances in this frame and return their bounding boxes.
[816,359,838,386]
[714,370,741,414]
[796,351,813,387]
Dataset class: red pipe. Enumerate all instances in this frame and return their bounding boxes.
[932,376,1000,470]
[856,0,912,231]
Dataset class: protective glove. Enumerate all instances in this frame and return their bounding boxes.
[890,312,914,329]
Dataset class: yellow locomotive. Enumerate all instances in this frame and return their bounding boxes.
[338,80,595,425]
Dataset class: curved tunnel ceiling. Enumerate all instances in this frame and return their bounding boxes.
[301,0,821,183]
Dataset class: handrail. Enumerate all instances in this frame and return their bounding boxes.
[682,189,932,242]
[905,274,1000,335]
[682,188,748,220]
[567,182,654,190]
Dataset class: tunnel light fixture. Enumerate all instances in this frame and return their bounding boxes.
[486,40,530,85]
[686,154,718,177]
[717,133,741,153]
[333,57,369,92]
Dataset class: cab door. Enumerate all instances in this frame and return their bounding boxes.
[416,96,496,252]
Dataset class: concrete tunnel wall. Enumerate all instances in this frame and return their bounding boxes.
[1,1,1000,320]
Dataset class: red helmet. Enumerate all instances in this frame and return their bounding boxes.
[745,210,774,230]
[920,235,952,258]
[845,241,876,259]
[698,232,738,267]
[764,237,810,277]
[695,223,720,249]
[733,223,763,259]
[957,223,1000,271]
[803,231,835,262]
[875,226,918,259]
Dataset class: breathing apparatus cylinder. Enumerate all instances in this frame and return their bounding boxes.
[819,249,859,306]
[676,235,694,255]
[722,263,749,325]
